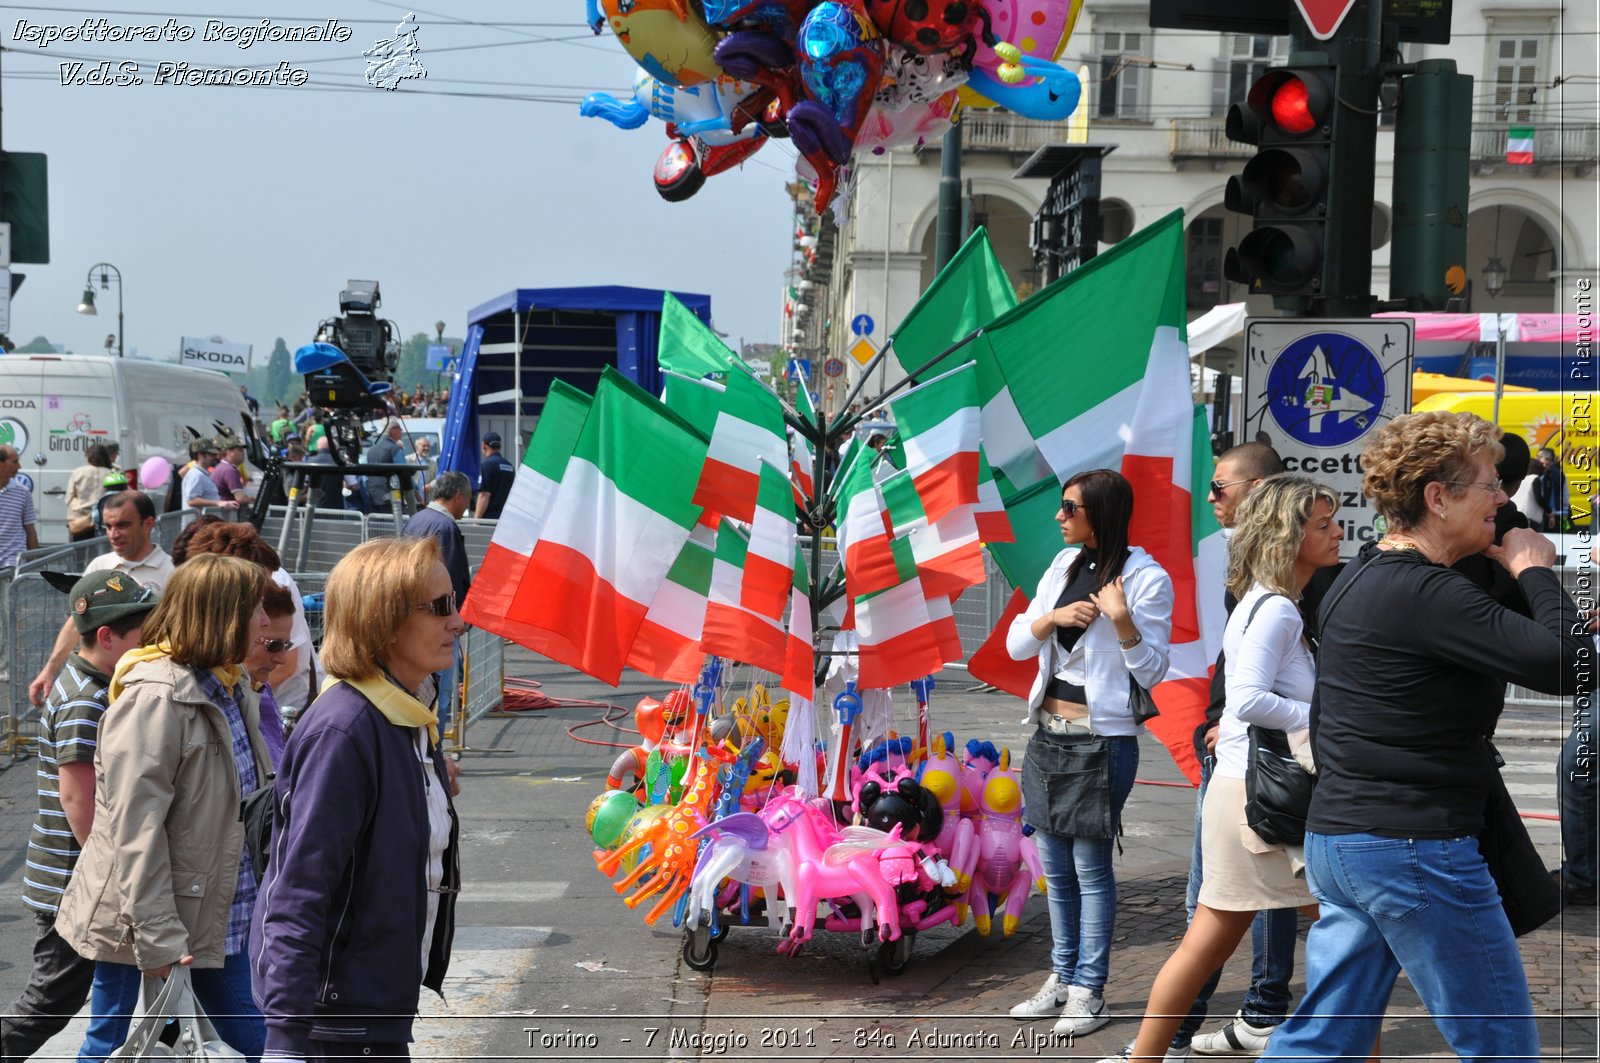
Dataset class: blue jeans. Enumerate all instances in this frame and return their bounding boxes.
[1032,733,1139,994]
[78,953,265,1063]
[1559,710,1597,891]
[1177,755,1298,1044]
[1263,831,1536,1061]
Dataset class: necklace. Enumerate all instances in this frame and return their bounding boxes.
[1378,537,1419,552]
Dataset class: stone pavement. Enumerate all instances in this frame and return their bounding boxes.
[0,649,1595,1060]
[501,655,1600,1060]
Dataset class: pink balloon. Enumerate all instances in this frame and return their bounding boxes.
[139,455,171,489]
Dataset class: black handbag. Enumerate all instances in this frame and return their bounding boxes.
[240,772,276,882]
[1480,749,1562,936]
[1244,725,1314,846]
[1127,678,1160,724]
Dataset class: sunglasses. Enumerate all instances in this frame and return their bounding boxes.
[256,636,296,654]
[415,592,459,617]
[1060,499,1088,518]
[1209,477,1252,497]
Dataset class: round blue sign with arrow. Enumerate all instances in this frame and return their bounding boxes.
[851,314,874,337]
[1265,331,1387,448]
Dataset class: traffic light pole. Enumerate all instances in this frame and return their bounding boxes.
[1308,0,1380,317]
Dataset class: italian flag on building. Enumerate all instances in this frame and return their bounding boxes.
[500,368,709,686]
[1506,126,1534,165]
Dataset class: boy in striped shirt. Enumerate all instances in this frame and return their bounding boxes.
[0,571,158,1061]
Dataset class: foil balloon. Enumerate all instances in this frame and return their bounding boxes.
[966,48,1080,120]
[583,69,768,146]
[859,94,958,153]
[589,0,723,87]
[961,0,1082,111]
[789,1,885,214]
[865,0,989,56]
[702,0,812,36]
[654,134,767,202]
[875,47,968,109]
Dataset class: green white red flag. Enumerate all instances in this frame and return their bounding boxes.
[701,518,789,675]
[853,535,963,688]
[624,524,714,683]
[884,362,981,526]
[462,379,592,646]
[780,545,815,700]
[500,368,709,686]
[742,460,797,619]
[1506,126,1534,165]
[693,369,788,523]
[877,467,985,600]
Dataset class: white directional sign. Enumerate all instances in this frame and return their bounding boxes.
[1242,317,1413,555]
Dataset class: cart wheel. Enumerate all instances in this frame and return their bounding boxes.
[683,926,718,971]
[710,920,730,942]
[877,930,915,976]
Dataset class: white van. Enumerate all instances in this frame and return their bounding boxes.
[0,355,252,544]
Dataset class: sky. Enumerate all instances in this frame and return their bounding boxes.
[0,0,796,364]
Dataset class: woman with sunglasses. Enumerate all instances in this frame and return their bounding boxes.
[56,554,273,1061]
[242,584,298,768]
[1005,469,1175,1038]
[251,537,462,1062]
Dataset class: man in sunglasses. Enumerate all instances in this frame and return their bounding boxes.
[28,492,175,708]
[2,570,159,1062]
[404,472,473,717]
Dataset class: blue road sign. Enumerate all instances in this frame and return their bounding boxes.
[851,314,875,337]
[1264,331,1387,448]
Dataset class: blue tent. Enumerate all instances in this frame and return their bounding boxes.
[439,285,712,483]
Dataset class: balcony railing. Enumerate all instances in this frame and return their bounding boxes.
[1470,121,1598,168]
[956,109,1064,153]
[1169,117,1252,160]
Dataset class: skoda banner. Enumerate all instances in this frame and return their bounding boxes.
[180,336,252,375]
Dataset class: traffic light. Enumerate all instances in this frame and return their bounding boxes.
[1223,64,1337,297]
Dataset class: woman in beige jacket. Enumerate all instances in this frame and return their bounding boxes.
[63,443,113,541]
[56,553,272,1061]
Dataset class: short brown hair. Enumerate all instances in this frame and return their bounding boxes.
[175,519,282,571]
[320,537,440,681]
[261,583,297,619]
[139,554,269,670]
[1361,412,1502,531]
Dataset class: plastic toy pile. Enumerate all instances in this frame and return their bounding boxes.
[585,663,1044,975]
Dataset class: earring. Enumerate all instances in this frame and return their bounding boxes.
[1438,509,1447,521]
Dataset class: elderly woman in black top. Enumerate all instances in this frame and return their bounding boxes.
[1262,412,1586,1060]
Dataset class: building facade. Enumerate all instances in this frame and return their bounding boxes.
[783,2,1598,409]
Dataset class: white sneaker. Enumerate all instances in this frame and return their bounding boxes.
[1052,984,1109,1036]
[1010,972,1069,1019]
[1191,1011,1275,1056]
[1095,1040,1193,1063]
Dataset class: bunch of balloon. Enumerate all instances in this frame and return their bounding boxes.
[579,0,1085,213]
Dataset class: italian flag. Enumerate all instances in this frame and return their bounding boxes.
[461,380,592,644]
[701,519,789,675]
[625,524,714,684]
[780,545,815,701]
[974,452,1014,543]
[854,535,964,689]
[693,369,788,524]
[502,368,709,686]
[885,361,981,526]
[878,467,985,600]
[833,445,901,599]
[1506,126,1534,165]
[742,460,797,619]
[971,211,1219,781]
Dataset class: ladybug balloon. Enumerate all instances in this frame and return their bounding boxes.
[865,0,982,56]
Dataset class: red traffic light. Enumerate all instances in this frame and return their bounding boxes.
[1270,77,1316,134]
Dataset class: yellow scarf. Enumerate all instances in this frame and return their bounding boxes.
[110,642,244,702]
[321,673,439,745]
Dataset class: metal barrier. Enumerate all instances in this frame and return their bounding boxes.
[445,624,506,754]
[1,573,74,765]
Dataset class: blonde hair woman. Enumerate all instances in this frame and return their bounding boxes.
[56,553,272,1060]
[251,537,463,1062]
[1104,475,1342,1063]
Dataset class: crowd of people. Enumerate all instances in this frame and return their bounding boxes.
[0,408,1592,1062]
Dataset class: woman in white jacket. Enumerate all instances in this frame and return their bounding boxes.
[1105,474,1342,1062]
[1005,469,1175,1037]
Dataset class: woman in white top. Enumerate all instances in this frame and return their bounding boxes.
[1105,474,1342,1062]
[1005,469,1174,1037]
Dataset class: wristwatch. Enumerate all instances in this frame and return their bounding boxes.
[1117,632,1143,649]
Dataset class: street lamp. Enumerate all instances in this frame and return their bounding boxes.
[76,262,124,358]
[1481,205,1507,299]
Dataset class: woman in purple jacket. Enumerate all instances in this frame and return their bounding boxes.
[250,537,463,1062]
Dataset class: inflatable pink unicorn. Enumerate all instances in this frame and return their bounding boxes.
[962,747,1044,936]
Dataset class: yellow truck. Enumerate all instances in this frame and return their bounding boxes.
[1412,390,1597,527]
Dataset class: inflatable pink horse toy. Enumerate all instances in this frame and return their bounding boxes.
[758,788,905,951]
[918,732,978,893]
[962,747,1044,936]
